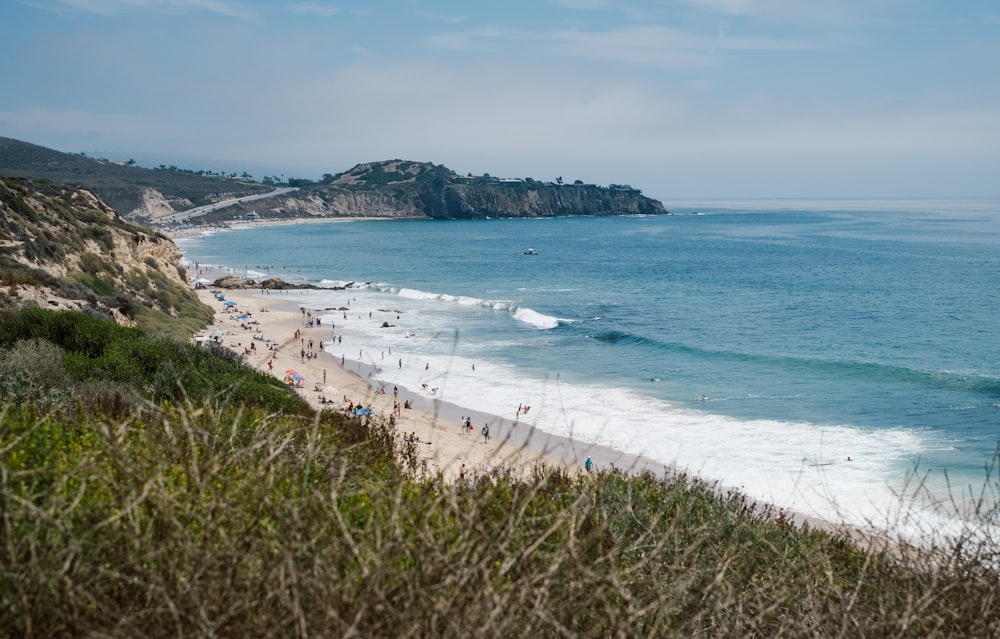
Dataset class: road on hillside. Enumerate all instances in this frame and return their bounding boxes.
[157,186,299,225]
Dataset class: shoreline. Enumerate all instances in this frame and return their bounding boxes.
[164,215,419,239]
[187,267,658,483]
[179,256,891,542]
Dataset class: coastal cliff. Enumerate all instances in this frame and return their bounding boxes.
[0,138,667,222]
[230,160,667,222]
[0,176,212,338]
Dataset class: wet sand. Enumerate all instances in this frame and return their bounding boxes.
[189,274,666,483]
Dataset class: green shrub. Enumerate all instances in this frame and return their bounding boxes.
[78,252,110,275]
[1,308,999,637]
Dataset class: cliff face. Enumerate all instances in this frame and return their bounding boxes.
[0,140,668,222]
[430,182,666,219]
[0,177,208,333]
[232,162,668,222]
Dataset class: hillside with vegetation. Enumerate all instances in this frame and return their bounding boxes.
[0,175,213,340]
[0,137,270,222]
[1,138,667,224]
[231,159,668,222]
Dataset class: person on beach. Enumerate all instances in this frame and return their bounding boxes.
[459,464,466,481]
[585,457,594,473]
[482,424,490,443]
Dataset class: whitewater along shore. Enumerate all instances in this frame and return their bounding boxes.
[184,265,924,554]
[187,270,667,484]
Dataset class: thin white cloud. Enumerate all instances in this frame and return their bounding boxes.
[552,25,814,68]
[410,8,468,25]
[287,2,340,18]
[684,0,863,25]
[426,24,813,66]
[28,0,260,21]
[547,0,612,9]
[685,0,751,15]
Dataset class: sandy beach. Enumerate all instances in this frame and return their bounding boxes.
[188,270,661,483]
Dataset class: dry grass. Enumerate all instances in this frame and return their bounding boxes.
[2,399,1000,638]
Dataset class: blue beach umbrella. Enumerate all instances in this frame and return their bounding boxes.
[223,301,237,307]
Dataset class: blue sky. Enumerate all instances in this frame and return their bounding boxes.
[1,0,998,199]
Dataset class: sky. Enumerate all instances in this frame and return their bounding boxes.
[1,0,998,199]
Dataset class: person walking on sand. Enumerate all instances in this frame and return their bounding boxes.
[482,424,490,443]
[585,456,594,473]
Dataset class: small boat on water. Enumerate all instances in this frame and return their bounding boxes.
[523,248,539,255]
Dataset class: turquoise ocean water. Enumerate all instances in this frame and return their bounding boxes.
[175,198,1000,539]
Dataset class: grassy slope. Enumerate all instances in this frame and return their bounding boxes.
[0,176,215,341]
[1,308,999,637]
[0,137,269,216]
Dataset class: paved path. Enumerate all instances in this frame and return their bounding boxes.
[157,186,298,225]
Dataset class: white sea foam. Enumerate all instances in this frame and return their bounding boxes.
[512,307,562,329]
[398,287,441,301]
[272,285,975,544]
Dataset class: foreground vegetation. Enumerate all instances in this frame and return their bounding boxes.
[1,308,999,637]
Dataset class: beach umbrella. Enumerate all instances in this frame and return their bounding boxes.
[237,313,250,319]
[285,369,298,374]
[223,301,237,307]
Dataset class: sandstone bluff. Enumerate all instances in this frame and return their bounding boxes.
[0,138,667,224]
[237,160,668,223]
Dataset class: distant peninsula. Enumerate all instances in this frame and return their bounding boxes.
[0,137,668,224]
[237,160,669,223]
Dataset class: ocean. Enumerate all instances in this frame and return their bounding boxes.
[174,198,1000,540]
